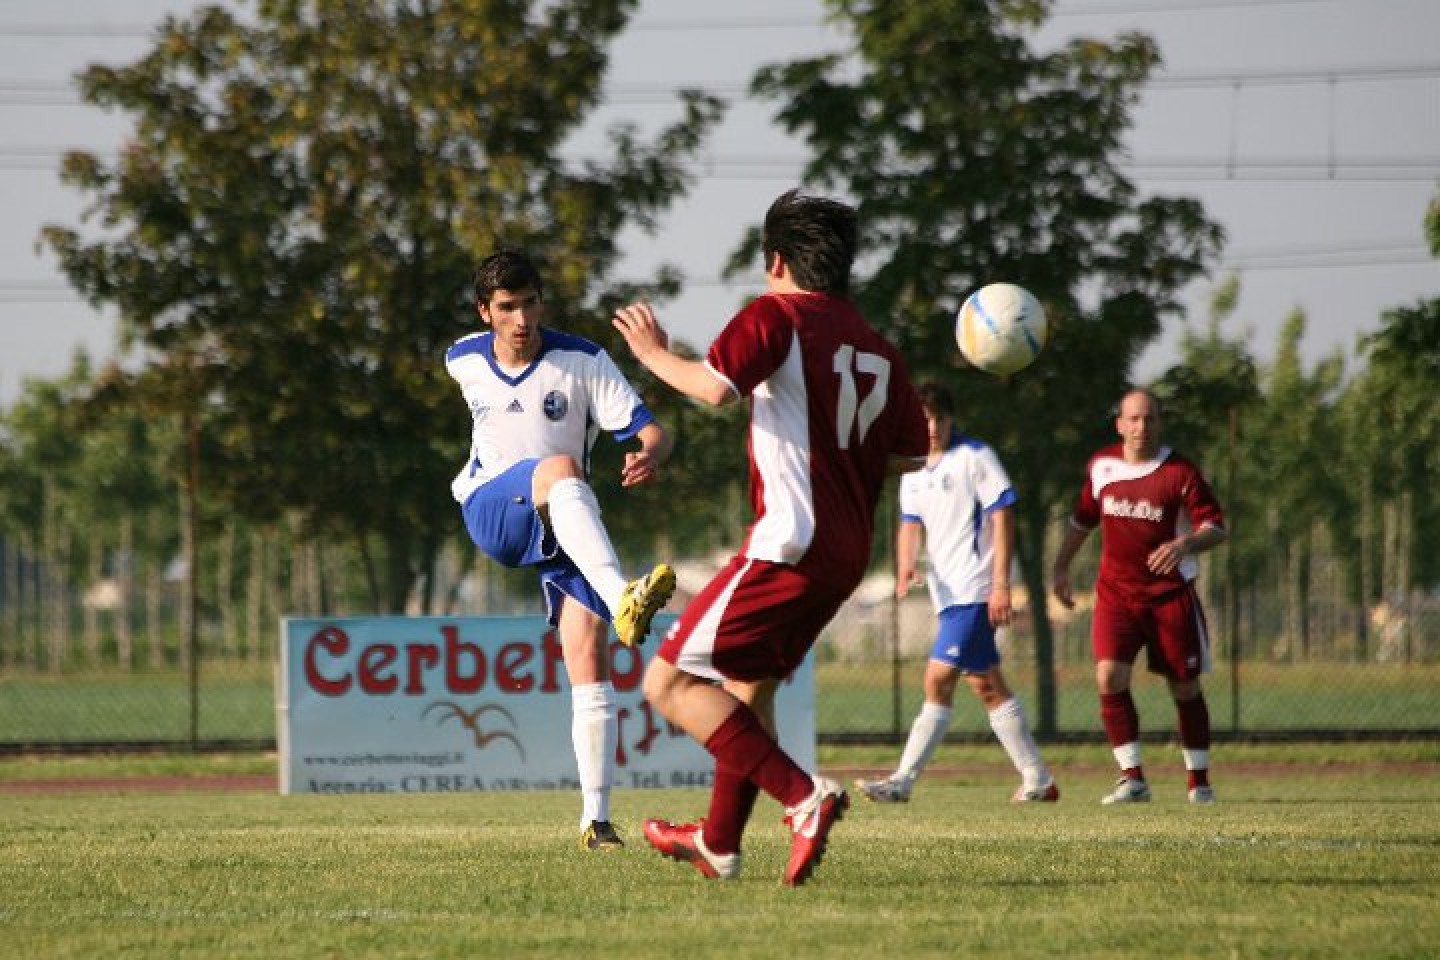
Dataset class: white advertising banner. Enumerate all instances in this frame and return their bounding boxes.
[276,615,816,795]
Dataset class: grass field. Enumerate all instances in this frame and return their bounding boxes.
[2,743,1437,958]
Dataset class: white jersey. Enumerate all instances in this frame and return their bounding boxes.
[898,434,1017,610]
[445,327,654,504]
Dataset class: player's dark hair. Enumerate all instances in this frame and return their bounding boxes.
[762,189,857,295]
[917,381,956,418]
[474,250,543,307]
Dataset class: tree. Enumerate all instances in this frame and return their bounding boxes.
[740,0,1223,731]
[43,0,724,612]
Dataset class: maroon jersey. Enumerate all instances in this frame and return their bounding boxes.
[1070,443,1225,602]
[704,291,928,588]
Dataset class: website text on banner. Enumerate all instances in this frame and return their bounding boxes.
[277,615,816,795]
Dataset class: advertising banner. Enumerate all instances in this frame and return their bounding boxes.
[277,615,815,795]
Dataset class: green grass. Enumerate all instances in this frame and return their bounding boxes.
[2,744,1437,958]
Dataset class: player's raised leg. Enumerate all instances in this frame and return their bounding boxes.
[536,455,674,646]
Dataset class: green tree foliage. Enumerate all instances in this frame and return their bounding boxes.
[1151,276,1261,579]
[0,353,181,667]
[740,0,1224,729]
[1350,298,1440,588]
[41,0,724,611]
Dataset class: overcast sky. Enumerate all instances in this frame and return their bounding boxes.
[1,0,1437,407]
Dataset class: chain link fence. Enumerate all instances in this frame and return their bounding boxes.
[813,578,1440,742]
[2,544,1437,749]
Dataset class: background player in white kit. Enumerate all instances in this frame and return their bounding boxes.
[446,250,676,850]
[856,382,1058,805]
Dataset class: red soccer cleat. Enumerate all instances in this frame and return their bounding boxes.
[782,777,849,887]
[642,818,741,880]
[1012,780,1061,803]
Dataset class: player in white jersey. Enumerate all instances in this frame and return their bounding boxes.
[447,250,677,850]
[856,382,1058,805]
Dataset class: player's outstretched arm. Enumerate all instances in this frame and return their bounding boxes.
[1051,523,1091,610]
[1146,522,1227,575]
[895,520,924,598]
[612,302,734,407]
[989,506,1015,627]
[620,422,672,488]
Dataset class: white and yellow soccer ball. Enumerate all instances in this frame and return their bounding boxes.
[954,282,1048,376]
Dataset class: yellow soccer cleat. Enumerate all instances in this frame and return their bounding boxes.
[580,820,624,851]
[613,563,676,648]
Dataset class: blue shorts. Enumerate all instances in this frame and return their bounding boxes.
[460,460,608,626]
[928,603,1000,674]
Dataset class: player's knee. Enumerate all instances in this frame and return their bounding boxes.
[1096,661,1129,694]
[533,455,585,496]
[1169,678,1202,702]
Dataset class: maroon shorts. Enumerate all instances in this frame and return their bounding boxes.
[657,555,852,683]
[1091,579,1211,680]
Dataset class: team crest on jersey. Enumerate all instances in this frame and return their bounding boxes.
[542,390,568,421]
[469,401,490,423]
[940,473,954,492]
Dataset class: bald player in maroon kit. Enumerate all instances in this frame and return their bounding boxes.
[1052,388,1228,805]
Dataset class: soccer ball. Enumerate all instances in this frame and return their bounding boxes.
[954,282,1048,376]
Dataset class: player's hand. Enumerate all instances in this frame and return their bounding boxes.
[612,301,670,362]
[620,450,658,487]
[1147,538,1187,576]
[1052,570,1074,610]
[895,567,919,598]
[988,585,1012,627]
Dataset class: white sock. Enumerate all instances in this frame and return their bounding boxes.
[571,683,616,826]
[1182,747,1209,771]
[894,702,952,783]
[988,697,1052,789]
[547,478,627,615]
[1113,741,1143,773]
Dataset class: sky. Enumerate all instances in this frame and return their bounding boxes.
[1,0,1437,408]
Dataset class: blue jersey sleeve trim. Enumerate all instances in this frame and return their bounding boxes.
[612,405,656,443]
[900,513,923,525]
[983,488,1019,513]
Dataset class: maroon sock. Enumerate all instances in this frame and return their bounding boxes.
[1099,691,1140,747]
[702,768,760,855]
[1176,693,1211,789]
[1175,693,1211,751]
[703,706,813,809]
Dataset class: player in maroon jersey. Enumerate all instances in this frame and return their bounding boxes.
[1052,388,1228,804]
[612,189,928,884]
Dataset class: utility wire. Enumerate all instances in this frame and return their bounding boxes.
[3,62,1438,106]
[0,1,1350,38]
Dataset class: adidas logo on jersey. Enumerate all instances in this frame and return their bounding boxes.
[506,399,524,413]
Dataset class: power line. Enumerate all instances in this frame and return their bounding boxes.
[0,1,1346,38]
[4,61,1437,107]
[1,238,1431,306]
